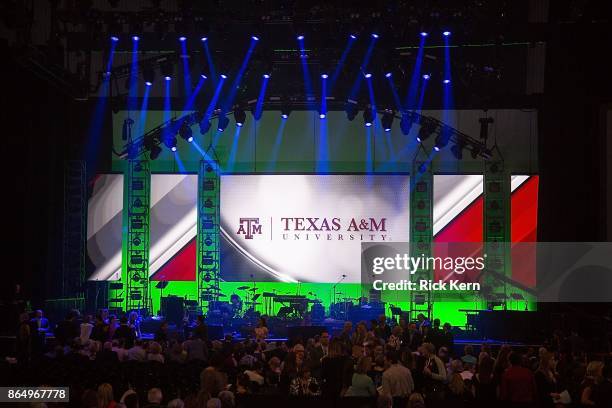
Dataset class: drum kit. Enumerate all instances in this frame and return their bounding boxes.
[205,284,262,321]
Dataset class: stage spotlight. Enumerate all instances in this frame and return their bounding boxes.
[217,115,229,132]
[201,74,208,79]
[470,144,482,159]
[345,100,358,121]
[363,109,374,127]
[350,34,357,39]
[220,74,228,79]
[179,36,186,42]
[178,122,193,142]
[321,73,328,79]
[443,31,451,36]
[297,34,304,40]
[160,59,174,80]
[132,35,140,41]
[364,73,372,79]
[201,37,208,42]
[163,135,177,151]
[417,120,436,142]
[434,129,451,151]
[371,33,379,39]
[234,108,246,127]
[280,103,291,119]
[451,142,465,159]
[319,112,326,119]
[423,74,431,80]
[252,35,260,41]
[199,119,211,134]
[385,72,392,78]
[111,35,119,42]
[143,65,155,85]
[420,32,428,37]
[381,110,394,132]
[149,144,162,160]
[443,79,451,84]
[400,112,414,135]
[263,73,270,79]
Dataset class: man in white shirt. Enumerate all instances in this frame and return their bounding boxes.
[381,350,414,398]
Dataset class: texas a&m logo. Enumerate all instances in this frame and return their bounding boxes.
[237,218,262,239]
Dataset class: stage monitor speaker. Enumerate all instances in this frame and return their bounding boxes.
[161,296,184,325]
[287,325,328,343]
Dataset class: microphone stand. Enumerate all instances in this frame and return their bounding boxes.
[331,274,347,317]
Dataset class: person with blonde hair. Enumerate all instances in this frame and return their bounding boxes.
[97,383,116,408]
[147,341,164,363]
[580,360,604,406]
[345,356,376,396]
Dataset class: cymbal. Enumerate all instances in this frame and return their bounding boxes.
[248,287,259,291]
[202,292,226,297]
[237,286,250,290]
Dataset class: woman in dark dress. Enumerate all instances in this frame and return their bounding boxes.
[320,338,353,398]
[534,352,558,408]
[472,355,497,407]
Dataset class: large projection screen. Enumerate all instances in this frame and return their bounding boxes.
[87,174,538,285]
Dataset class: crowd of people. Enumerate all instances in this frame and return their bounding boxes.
[5,308,612,408]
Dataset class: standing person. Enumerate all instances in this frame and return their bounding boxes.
[193,315,209,341]
[107,315,118,340]
[442,323,454,351]
[55,310,80,346]
[405,322,423,351]
[381,350,414,398]
[97,383,117,408]
[500,352,537,407]
[16,312,31,363]
[128,311,141,339]
[472,355,497,407]
[254,317,269,341]
[154,321,169,349]
[30,309,49,355]
[346,356,377,396]
[307,330,330,378]
[114,316,136,348]
[534,352,558,408]
[289,365,321,396]
[416,313,431,333]
[374,315,391,340]
[320,338,353,398]
[387,325,403,351]
[352,322,368,347]
[421,342,447,404]
[91,314,109,342]
[426,319,444,351]
[80,315,94,344]
[338,321,353,353]
[580,361,604,406]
